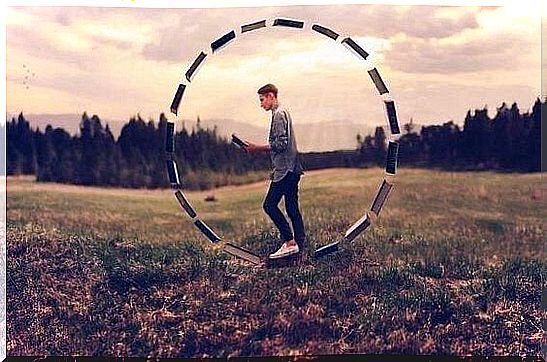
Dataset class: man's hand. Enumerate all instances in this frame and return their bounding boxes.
[245,142,270,154]
[245,142,260,153]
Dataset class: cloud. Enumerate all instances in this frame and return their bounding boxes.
[384,30,539,74]
[90,34,134,51]
[55,11,71,26]
[10,5,483,75]
[140,18,204,63]
[8,24,103,73]
[8,7,155,54]
[140,4,481,64]
[394,80,540,124]
[307,4,480,39]
[6,5,540,131]
[140,7,282,63]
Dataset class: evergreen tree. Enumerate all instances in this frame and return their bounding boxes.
[6,114,36,175]
[373,126,387,165]
[529,98,542,172]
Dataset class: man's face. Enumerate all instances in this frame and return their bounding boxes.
[259,93,275,111]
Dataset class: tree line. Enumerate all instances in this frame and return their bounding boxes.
[373,99,542,172]
[6,112,272,188]
[5,98,543,189]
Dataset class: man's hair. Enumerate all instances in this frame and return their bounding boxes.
[257,83,278,98]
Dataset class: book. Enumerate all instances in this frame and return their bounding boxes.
[314,241,340,258]
[384,100,400,134]
[166,159,181,188]
[174,190,197,219]
[194,219,221,243]
[368,68,389,95]
[386,141,399,175]
[170,84,186,116]
[165,122,175,153]
[185,51,207,82]
[344,213,371,242]
[371,179,393,216]
[224,243,262,265]
[231,134,249,149]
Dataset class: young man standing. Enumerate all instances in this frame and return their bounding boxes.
[245,84,306,259]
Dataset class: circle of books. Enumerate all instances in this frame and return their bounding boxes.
[166,18,400,264]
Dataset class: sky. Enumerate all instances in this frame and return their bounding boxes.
[4,1,544,130]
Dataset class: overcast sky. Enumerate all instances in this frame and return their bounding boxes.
[6,3,542,129]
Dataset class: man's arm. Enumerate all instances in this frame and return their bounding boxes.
[246,142,271,153]
[245,111,289,154]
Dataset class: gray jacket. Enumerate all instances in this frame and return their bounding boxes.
[268,103,304,182]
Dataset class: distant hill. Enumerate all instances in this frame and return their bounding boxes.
[6,113,395,152]
[195,118,380,152]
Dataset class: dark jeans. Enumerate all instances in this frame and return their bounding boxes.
[262,171,306,249]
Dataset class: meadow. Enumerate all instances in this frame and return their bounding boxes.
[5,167,545,357]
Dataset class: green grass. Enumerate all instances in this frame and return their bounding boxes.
[6,168,546,357]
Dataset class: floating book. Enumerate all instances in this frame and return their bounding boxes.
[314,240,340,258]
[185,51,207,82]
[371,179,393,216]
[384,100,400,134]
[344,213,371,242]
[273,18,304,28]
[231,134,249,149]
[241,20,266,33]
[311,24,339,40]
[368,68,389,95]
[341,37,369,60]
[224,243,262,265]
[166,159,181,187]
[211,30,236,53]
[194,219,221,243]
[165,122,175,153]
[170,84,186,116]
[386,141,399,175]
[174,190,197,219]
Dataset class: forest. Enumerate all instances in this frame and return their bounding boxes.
[4,98,543,189]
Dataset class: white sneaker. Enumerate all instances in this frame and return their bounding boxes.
[269,241,299,259]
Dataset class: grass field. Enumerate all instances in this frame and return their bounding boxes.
[5,168,546,357]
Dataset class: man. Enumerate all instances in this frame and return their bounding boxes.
[245,83,306,259]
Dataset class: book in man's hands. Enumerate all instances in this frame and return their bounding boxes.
[231,134,249,150]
